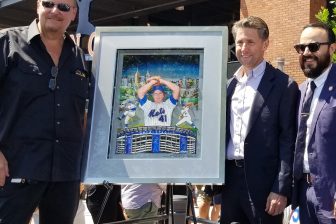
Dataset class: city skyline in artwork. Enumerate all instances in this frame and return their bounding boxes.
[121,51,201,80]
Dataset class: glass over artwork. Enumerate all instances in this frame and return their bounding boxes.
[108,49,203,159]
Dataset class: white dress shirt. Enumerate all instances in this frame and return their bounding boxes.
[303,64,331,173]
[226,60,266,160]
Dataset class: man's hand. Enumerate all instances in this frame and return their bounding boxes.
[0,151,9,186]
[146,76,161,86]
[265,192,287,216]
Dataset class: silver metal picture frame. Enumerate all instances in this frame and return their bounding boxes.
[82,26,228,184]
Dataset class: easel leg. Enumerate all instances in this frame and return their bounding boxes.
[96,181,114,224]
[186,183,197,224]
[165,184,174,224]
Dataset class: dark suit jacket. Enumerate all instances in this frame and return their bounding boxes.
[292,64,336,216]
[226,62,298,210]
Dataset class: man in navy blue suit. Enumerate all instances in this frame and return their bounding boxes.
[221,16,298,224]
[292,23,336,224]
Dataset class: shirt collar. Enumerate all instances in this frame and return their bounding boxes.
[234,60,266,81]
[27,19,40,43]
[308,64,331,89]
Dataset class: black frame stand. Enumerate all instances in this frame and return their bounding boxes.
[96,181,114,224]
[186,183,197,224]
[166,184,174,224]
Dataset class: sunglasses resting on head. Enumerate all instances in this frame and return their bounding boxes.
[41,0,73,12]
[294,42,330,54]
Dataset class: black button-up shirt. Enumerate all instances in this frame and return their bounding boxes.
[0,20,90,181]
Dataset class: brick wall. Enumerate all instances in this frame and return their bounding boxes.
[240,0,326,84]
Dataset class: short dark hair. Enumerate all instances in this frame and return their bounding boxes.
[232,16,269,41]
[303,23,335,43]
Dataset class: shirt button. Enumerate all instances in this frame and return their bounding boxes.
[56,86,60,90]
[55,139,60,143]
[56,121,61,125]
[57,103,61,107]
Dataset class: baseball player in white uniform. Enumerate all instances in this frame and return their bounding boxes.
[176,104,196,128]
[137,76,180,126]
[118,102,137,127]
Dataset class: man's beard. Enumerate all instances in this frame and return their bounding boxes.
[300,53,331,79]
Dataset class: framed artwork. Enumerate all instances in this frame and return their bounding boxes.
[83,26,228,184]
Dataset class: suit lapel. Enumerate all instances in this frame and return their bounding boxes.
[226,77,238,144]
[309,64,336,138]
[246,63,275,134]
[227,77,238,99]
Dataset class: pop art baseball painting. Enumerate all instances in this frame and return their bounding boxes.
[109,49,203,158]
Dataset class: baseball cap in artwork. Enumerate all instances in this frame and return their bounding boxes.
[152,85,165,93]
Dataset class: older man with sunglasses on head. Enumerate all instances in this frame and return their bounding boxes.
[292,23,336,224]
[0,0,90,223]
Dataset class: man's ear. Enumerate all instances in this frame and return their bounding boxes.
[71,7,78,22]
[329,43,336,56]
[263,39,269,50]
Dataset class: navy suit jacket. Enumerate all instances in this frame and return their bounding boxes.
[226,62,298,210]
[293,64,336,216]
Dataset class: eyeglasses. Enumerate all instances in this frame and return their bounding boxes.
[294,42,330,54]
[41,1,72,12]
[49,66,58,91]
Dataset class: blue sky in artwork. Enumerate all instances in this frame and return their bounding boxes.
[122,55,200,80]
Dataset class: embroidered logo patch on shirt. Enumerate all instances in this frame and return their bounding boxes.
[74,69,88,78]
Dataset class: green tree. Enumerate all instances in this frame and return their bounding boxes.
[316,1,336,61]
